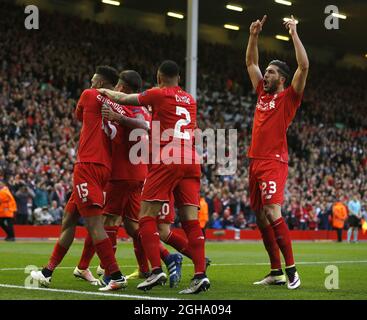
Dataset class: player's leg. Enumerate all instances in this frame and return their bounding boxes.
[136,163,182,291]
[136,200,167,290]
[123,216,150,279]
[122,181,150,280]
[74,163,126,291]
[249,160,284,286]
[83,208,126,291]
[75,181,121,283]
[30,197,79,287]
[177,204,210,294]
[353,227,359,243]
[347,226,353,243]
[253,208,285,286]
[259,160,299,289]
[157,222,183,288]
[76,213,121,284]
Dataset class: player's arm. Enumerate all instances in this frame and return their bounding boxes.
[75,90,90,121]
[246,15,266,90]
[285,15,309,95]
[101,105,149,131]
[97,89,140,106]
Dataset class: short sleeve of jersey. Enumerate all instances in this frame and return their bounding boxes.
[287,85,303,107]
[137,88,162,107]
[75,90,91,121]
[256,79,264,95]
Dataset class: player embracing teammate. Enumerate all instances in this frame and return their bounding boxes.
[99,60,210,294]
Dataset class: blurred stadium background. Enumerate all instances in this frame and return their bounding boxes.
[0,0,366,240]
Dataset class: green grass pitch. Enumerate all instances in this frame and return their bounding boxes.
[0,240,366,300]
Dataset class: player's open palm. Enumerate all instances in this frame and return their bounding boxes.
[284,15,297,35]
[249,15,267,35]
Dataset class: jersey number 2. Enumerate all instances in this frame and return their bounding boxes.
[174,106,191,140]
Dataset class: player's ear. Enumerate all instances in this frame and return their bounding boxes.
[177,75,181,84]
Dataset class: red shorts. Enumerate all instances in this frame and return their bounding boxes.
[73,163,111,217]
[65,192,78,215]
[249,159,288,213]
[104,180,143,222]
[104,180,175,224]
[141,163,201,208]
[157,194,175,224]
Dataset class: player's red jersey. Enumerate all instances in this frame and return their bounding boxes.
[75,88,132,171]
[247,80,303,163]
[137,86,198,162]
[110,106,151,181]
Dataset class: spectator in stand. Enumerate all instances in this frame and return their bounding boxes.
[0,180,17,241]
[49,200,63,225]
[234,213,247,229]
[15,183,35,225]
[332,201,348,242]
[50,183,66,208]
[208,212,223,229]
[33,206,54,225]
[347,193,362,243]
[34,182,49,209]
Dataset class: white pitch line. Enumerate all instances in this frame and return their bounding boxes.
[1,260,367,272]
[0,283,180,300]
[211,260,367,266]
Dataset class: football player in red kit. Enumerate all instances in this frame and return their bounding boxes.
[246,15,308,289]
[31,66,133,291]
[74,70,184,288]
[98,60,209,294]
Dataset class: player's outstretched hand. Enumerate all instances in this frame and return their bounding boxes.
[284,15,297,35]
[249,15,267,35]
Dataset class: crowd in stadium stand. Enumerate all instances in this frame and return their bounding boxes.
[0,1,366,230]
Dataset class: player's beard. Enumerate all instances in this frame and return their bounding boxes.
[264,78,280,94]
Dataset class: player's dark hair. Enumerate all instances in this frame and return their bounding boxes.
[96,65,119,86]
[158,60,180,78]
[119,70,142,92]
[269,60,291,86]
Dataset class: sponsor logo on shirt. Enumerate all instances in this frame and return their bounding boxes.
[256,94,277,112]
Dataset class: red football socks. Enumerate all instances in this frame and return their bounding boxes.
[139,216,161,270]
[159,242,170,261]
[132,230,150,273]
[165,229,192,259]
[271,217,295,267]
[78,226,119,270]
[105,226,119,254]
[94,238,120,275]
[181,220,205,274]
[259,224,282,270]
[78,233,95,270]
[46,242,68,271]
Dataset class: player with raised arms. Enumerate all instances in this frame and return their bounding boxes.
[246,15,309,289]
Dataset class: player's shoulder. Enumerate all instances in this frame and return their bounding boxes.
[283,84,303,99]
[80,88,99,99]
[172,86,196,104]
[81,88,98,95]
[142,86,162,96]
